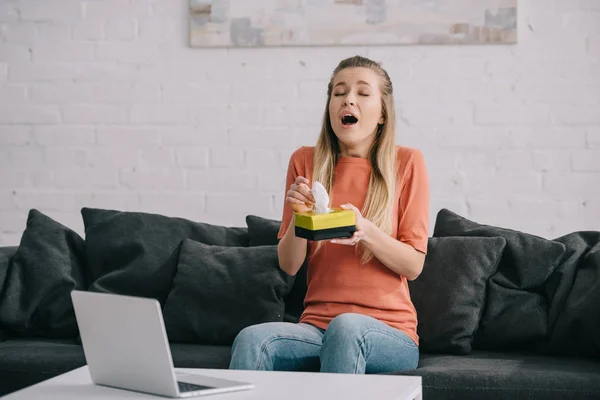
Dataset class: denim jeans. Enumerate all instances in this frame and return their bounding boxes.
[229,313,419,374]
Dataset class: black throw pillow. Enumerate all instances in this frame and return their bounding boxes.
[545,231,600,359]
[246,215,308,323]
[163,239,293,345]
[81,208,249,305]
[409,236,506,354]
[433,209,567,351]
[0,210,87,338]
[0,246,17,300]
[0,246,18,342]
[245,215,281,246]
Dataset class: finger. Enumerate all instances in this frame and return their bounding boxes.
[287,190,314,205]
[332,231,363,245]
[286,196,306,205]
[353,231,365,243]
[351,232,363,242]
[295,176,309,185]
[297,183,316,203]
[289,184,314,202]
[341,203,359,212]
[330,238,358,246]
[332,233,359,244]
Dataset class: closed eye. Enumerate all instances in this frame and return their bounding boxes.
[333,92,370,97]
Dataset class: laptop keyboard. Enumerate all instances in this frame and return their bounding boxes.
[177,381,214,393]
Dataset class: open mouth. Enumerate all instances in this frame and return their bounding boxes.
[341,114,358,126]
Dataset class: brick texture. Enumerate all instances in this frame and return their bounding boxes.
[0,0,599,243]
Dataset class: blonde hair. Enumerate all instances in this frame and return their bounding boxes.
[312,55,397,264]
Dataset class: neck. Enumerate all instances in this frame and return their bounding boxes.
[341,150,367,158]
[339,140,372,159]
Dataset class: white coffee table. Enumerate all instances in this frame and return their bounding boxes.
[2,366,422,400]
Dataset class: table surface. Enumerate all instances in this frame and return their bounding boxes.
[2,366,422,400]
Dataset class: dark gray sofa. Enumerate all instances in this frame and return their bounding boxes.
[2,336,600,399]
[1,208,599,399]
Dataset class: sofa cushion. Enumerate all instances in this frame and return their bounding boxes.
[81,208,249,305]
[433,209,567,351]
[246,215,282,246]
[171,344,232,369]
[544,231,600,359]
[0,338,86,396]
[163,239,293,345]
[0,247,17,342]
[245,215,308,323]
[0,338,85,371]
[0,246,17,296]
[395,351,600,400]
[0,339,232,397]
[409,236,506,354]
[0,210,87,339]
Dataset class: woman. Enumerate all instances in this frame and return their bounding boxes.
[229,55,430,374]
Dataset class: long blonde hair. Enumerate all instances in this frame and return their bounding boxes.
[312,55,397,264]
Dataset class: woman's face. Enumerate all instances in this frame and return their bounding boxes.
[328,67,384,155]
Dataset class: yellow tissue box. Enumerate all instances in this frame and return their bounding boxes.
[294,208,356,241]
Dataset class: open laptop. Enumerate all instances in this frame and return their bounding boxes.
[71,290,254,398]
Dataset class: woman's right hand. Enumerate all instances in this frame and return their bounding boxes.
[286,176,316,213]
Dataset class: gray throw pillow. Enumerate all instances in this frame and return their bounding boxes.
[0,246,17,300]
[0,246,18,341]
[245,215,281,246]
[409,236,506,354]
[433,209,567,351]
[245,215,308,323]
[163,239,293,345]
[0,210,87,338]
[545,231,600,359]
[81,208,249,305]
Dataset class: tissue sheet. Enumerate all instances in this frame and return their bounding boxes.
[311,181,331,214]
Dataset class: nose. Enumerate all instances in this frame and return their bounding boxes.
[342,91,356,107]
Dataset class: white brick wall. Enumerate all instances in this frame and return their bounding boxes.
[0,0,599,245]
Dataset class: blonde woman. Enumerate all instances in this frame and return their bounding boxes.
[229,55,430,374]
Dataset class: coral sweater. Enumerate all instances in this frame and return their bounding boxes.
[277,146,430,345]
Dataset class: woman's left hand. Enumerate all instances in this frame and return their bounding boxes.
[330,203,371,246]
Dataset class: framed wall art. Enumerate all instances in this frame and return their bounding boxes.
[189,0,517,48]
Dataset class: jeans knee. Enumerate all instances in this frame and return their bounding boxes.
[232,324,272,353]
[324,313,371,343]
[230,324,280,370]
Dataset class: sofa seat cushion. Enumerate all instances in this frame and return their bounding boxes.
[395,351,600,400]
[0,339,86,396]
[0,340,231,376]
[171,344,232,369]
[0,338,85,372]
[0,340,232,397]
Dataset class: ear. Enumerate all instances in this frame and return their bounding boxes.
[379,115,385,125]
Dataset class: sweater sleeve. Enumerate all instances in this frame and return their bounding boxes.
[397,149,430,254]
[277,148,307,240]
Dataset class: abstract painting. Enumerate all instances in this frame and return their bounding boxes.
[189,0,517,48]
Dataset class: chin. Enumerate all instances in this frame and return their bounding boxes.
[333,127,371,146]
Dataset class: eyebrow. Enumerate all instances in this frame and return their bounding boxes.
[333,80,372,89]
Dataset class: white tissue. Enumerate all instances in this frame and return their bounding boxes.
[311,181,332,214]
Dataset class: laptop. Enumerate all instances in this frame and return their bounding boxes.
[71,290,254,398]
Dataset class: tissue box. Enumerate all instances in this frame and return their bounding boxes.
[294,208,356,241]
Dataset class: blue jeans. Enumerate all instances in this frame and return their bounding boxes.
[229,313,419,374]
